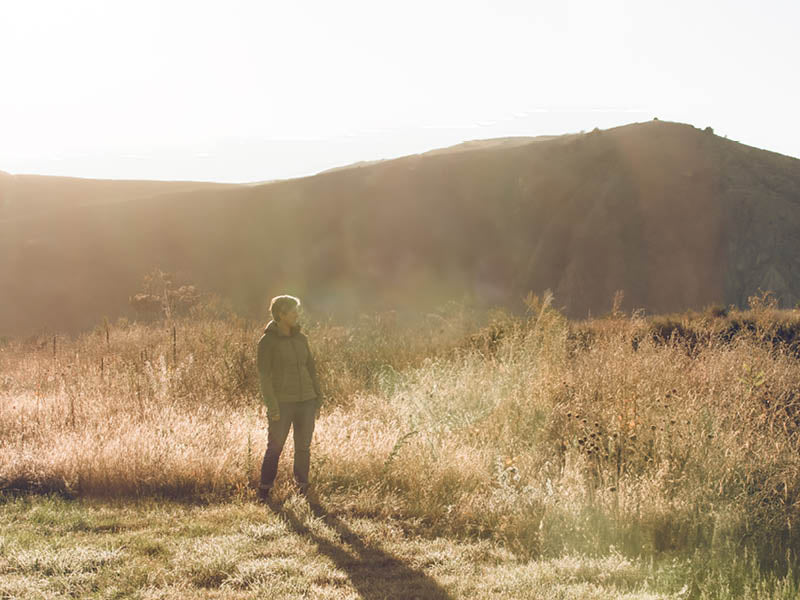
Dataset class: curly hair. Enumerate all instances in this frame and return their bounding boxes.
[269,295,301,322]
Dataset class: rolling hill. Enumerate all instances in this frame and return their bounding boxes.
[2,120,800,336]
[0,171,238,220]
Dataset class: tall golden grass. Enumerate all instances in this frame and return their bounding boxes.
[3,296,800,564]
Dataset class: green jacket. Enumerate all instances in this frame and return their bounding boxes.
[256,320,322,416]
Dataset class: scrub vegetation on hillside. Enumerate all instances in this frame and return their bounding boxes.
[6,120,800,337]
[3,293,800,596]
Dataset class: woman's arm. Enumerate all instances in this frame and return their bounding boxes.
[257,335,280,418]
[304,335,323,405]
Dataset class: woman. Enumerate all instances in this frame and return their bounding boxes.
[256,295,322,500]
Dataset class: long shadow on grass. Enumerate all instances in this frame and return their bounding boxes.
[268,497,452,600]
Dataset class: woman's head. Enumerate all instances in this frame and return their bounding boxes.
[270,295,301,326]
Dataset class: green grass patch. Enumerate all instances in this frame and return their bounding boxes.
[1,495,798,598]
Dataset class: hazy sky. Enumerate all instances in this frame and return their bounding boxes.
[2,0,798,182]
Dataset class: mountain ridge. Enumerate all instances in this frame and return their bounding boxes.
[0,173,240,221]
[2,120,800,336]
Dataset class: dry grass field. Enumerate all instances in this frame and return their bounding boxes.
[3,293,800,598]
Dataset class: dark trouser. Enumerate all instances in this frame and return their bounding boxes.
[260,399,317,489]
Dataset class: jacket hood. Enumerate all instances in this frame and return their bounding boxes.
[264,320,302,336]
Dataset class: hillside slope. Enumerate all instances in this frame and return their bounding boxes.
[0,171,239,220]
[2,120,800,335]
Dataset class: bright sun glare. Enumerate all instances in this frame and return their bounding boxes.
[1,0,798,181]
